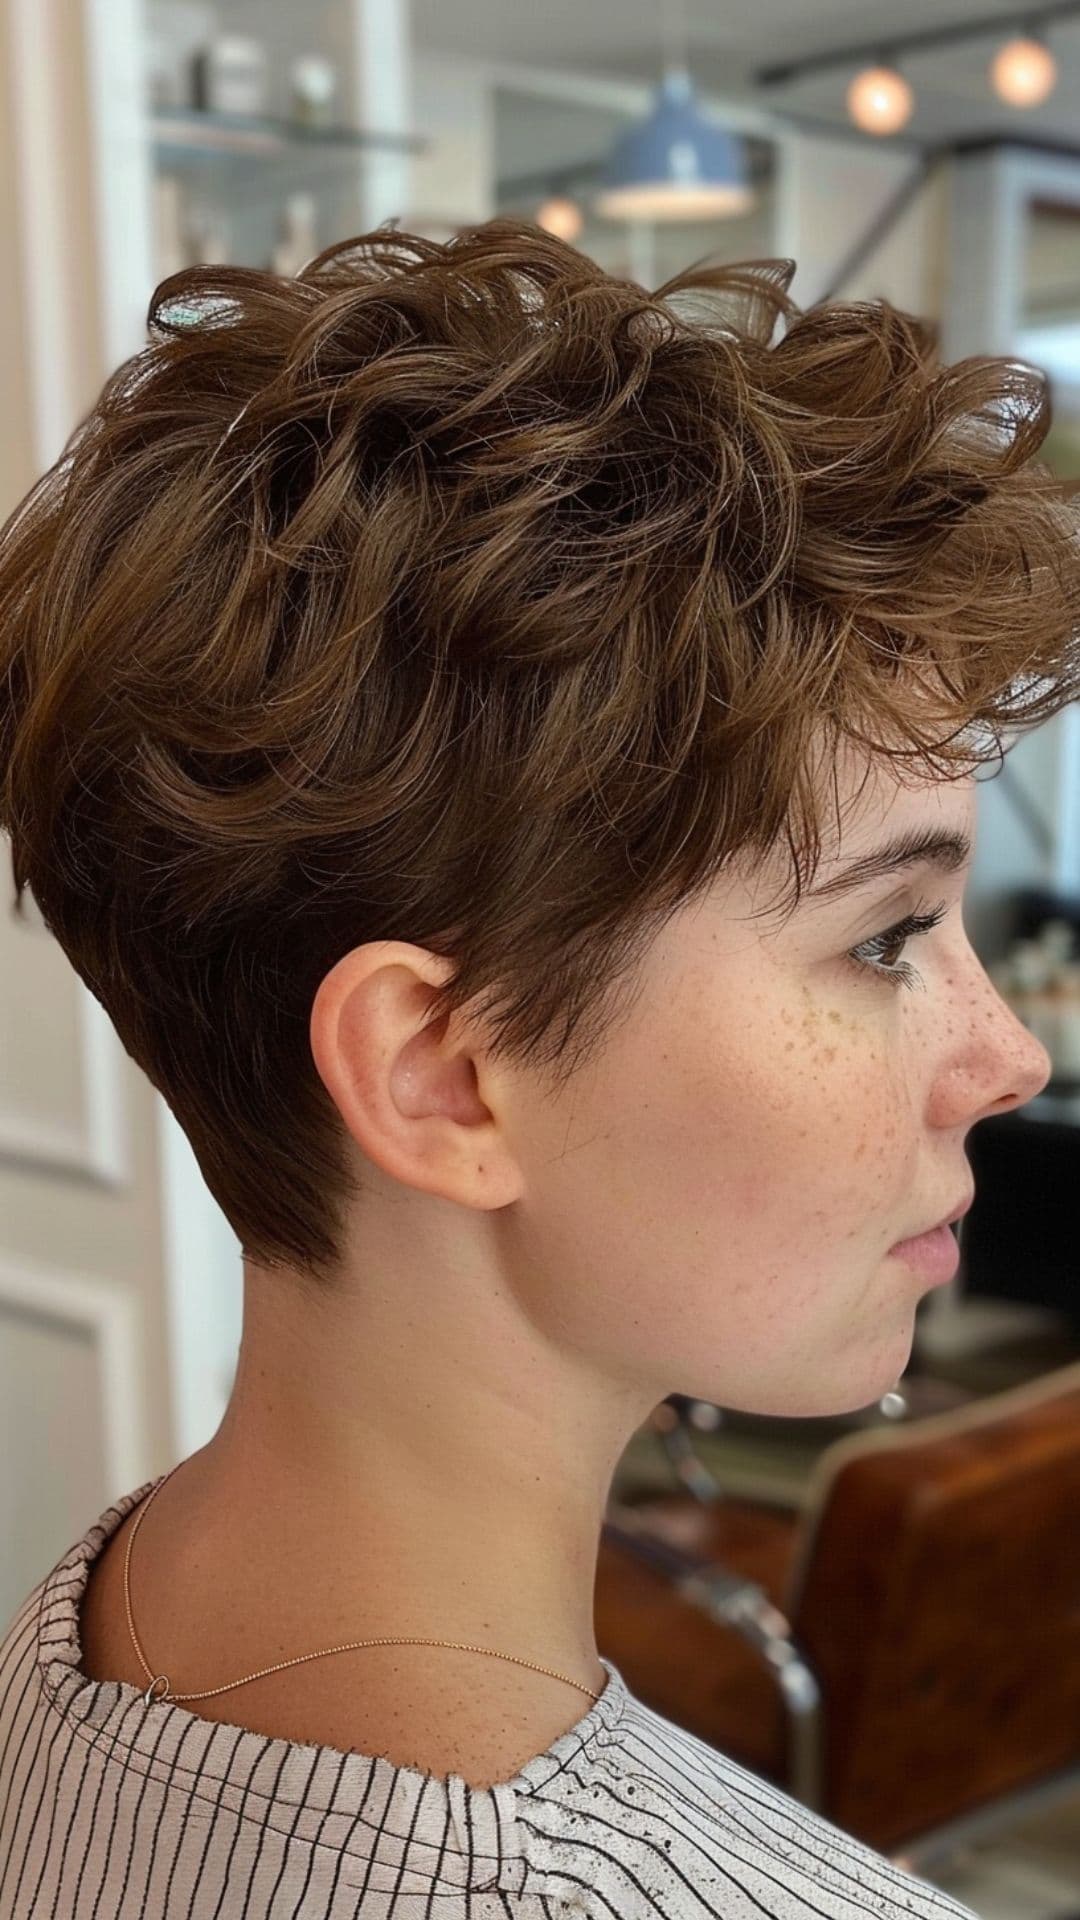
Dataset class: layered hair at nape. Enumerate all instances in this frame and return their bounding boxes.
[1,216,1078,1285]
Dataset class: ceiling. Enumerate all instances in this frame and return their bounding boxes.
[410,0,1080,153]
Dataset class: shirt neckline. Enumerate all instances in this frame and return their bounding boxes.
[34,1472,630,1893]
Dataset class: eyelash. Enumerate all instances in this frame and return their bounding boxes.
[846,899,950,991]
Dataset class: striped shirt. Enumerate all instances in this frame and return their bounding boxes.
[0,1475,983,1918]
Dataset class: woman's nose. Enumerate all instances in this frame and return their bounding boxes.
[975,983,1055,1121]
[926,967,1053,1128]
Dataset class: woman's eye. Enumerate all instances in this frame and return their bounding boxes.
[846,900,949,991]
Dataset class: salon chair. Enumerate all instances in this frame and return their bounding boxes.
[596,1359,1080,1883]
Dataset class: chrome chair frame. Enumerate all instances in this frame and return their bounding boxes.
[602,1393,1080,1879]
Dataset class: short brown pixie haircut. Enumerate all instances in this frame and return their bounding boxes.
[2,217,1079,1286]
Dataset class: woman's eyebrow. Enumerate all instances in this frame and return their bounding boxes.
[807,826,974,903]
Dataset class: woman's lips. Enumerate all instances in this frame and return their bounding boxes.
[887,1220,961,1284]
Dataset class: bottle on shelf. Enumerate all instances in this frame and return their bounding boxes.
[188,205,232,265]
[271,192,319,276]
[290,54,338,130]
[152,177,232,275]
[191,34,268,117]
[153,175,188,281]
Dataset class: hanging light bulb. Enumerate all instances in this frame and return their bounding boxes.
[536,196,583,241]
[846,60,914,135]
[593,0,752,222]
[991,31,1057,106]
[594,68,754,222]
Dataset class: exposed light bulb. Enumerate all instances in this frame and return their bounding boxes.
[991,34,1057,107]
[536,196,584,241]
[846,63,914,135]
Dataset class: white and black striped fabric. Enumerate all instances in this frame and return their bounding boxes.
[0,1477,983,1918]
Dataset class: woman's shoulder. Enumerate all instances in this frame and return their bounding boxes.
[75,1508,599,1788]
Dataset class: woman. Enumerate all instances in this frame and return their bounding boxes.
[0,218,1075,1917]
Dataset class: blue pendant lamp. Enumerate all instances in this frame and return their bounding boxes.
[593,63,754,223]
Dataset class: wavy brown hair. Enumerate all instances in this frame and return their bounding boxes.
[2,217,1079,1284]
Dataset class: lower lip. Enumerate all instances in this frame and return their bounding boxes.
[887,1221,961,1283]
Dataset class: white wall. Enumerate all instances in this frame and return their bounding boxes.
[774,123,948,316]
[407,48,494,234]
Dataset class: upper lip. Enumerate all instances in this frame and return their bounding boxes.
[908,1189,976,1238]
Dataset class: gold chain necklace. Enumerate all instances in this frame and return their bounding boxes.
[125,1463,602,1709]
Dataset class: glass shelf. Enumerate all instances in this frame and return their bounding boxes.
[152,105,428,168]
